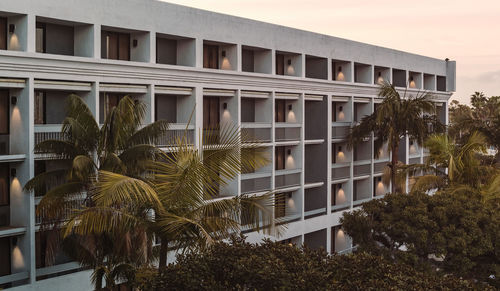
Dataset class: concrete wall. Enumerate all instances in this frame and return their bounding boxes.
[45,23,73,56]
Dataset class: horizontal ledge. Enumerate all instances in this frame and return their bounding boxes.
[304,139,324,145]
[0,226,27,238]
[0,154,27,163]
[36,262,81,277]
[0,271,29,285]
[304,181,324,189]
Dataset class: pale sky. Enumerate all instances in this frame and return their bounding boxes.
[161,0,500,104]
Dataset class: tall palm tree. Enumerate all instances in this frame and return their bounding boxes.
[347,82,440,192]
[25,94,168,270]
[62,123,277,286]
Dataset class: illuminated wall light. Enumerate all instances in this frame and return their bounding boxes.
[287,103,296,122]
[132,39,138,48]
[377,71,384,84]
[337,145,345,162]
[337,184,346,204]
[286,58,295,75]
[286,148,295,169]
[11,96,17,106]
[9,24,16,34]
[288,104,292,111]
[221,50,226,57]
[409,76,416,88]
[10,168,16,177]
[337,105,345,121]
[223,102,228,110]
[287,59,291,65]
[337,66,345,81]
[287,149,291,156]
[220,49,232,70]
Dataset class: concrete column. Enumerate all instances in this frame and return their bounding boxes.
[93,24,101,59]
[326,226,332,254]
[144,84,154,124]
[195,38,203,68]
[270,49,276,75]
[194,86,203,149]
[26,14,36,53]
[236,44,242,72]
[149,31,156,64]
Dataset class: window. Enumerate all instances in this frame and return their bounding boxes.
[203,44,218,69]
[274,193,286,218]
[275,147,285,170]
[0,90,8,135]
[0,17,7,50]
[34,91,46,124]
[0,238,10,277]
[102,93,123,122]
[36,23,46,53]
[275,54,284,75]
[102,31,130,61]
[203,97,219,128]
[275,100,286,122]
[0,164,8,206]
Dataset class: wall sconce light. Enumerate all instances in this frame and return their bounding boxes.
[338,106,343,112]
[287,192,292,198]
[338,146,342,152]
[9,24,16,34]
[223,102,228,110]
[12,237,17,246]
[221,50,226,57]
[378,176,382,182]
[288,104,292,111]
[10,168,16,177]
[338,183,342,189]
[410,140,414,146]
[11,96,17,105]
[132,39,138,47]
[409,76,414,82]
[287,59,291,65]
[378,72,382,78]
[287,149,291,156]
[338,66,342,72]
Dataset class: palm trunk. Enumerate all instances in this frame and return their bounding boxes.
[159,236,168,270]
[391,143,399,193]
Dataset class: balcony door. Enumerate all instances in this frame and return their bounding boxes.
[275,54,284,75]
[0,90,9,155]
[0,17,6,50]
[203,97,219,129]
[0,238,10,277]
[203,44,218,69]
[102,31,130,61]
[275,100,286,122]
[275,147,285,170]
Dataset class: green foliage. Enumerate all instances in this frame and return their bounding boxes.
[449,93,500,154]
[341,191,499,286]
[347,82,442,192]
[133,236,488,290]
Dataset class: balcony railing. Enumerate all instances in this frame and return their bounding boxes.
[275,169,301,189]
[331,124,350,139]
[353,197,372,206]
[275,123,301,142]
[353,163,371,177]
[157,124,195,146]
[332,164,350,180]
[374,161,388,173]
[241,173,272,194]
[241,123,272,143]
[34,125,65,145]
[409,157,421,165]
[304,207,327,219]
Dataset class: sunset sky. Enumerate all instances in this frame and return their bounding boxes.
[162,0,500,104]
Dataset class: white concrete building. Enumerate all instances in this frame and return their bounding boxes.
[0,0,455,289]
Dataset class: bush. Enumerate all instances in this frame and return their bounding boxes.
[134,236,490,290]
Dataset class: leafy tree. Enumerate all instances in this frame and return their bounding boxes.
[341,191,499,285]
[132,236,490,290]
[347,82,441,192]
[449,93,500,157]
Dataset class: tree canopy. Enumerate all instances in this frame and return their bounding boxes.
[133,236,490,290]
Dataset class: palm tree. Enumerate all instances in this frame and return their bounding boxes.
[409,132,500,201]
[25,94,168,281]
[62,123,277,283]
[347,82,440,192]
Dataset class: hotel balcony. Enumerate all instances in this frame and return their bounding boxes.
[353,178,372,206]
[305,55,328,80]
[275,169,301,189]
[304,186,327,219]
[392,68,407,88]
[242,46,272,74]
[241,94,272,143]
[275,51,302,77]
[374,66,390,85]
[101,26,150,62]
[354,62,372,84]
[332,59,352,82]
[203,40,237,71]
[36,17,93,57]
[241,172,272,194]
[99,85,147,124]
[156,33,195,67]
[275,191,301,223]
[331,226,353,254]
[373,176,389,197]
[275,96,301,143]
[332,182,350,211]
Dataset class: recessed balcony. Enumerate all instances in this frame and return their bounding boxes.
[332,59,351,82]
[101,26,150,62]
[242,45,272,74]
[332,182,350,211]
[36,17,93,57]
[353,178,372,206]
[155,89,195,146]
[156,33,195,67]
[305,55,328,80]
[374,66,390,85]
[354,62,372,84]
[392,68,407,87]
[203,40,237,70]
[275,51,302,77]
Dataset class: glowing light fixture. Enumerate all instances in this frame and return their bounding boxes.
[336,66,345,81]
[132,39,138,47]
[221,50,226,57]
[287,149,291,156]
[223,102,228,110]
[377,71,384,84]
[9,24,15,34]
[11,96,17,105]
[409,76,416,88]
[287,59,291,65]
[10,168,16,177]
[288,104,292,111]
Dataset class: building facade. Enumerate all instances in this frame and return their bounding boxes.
[0,0,455,289]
